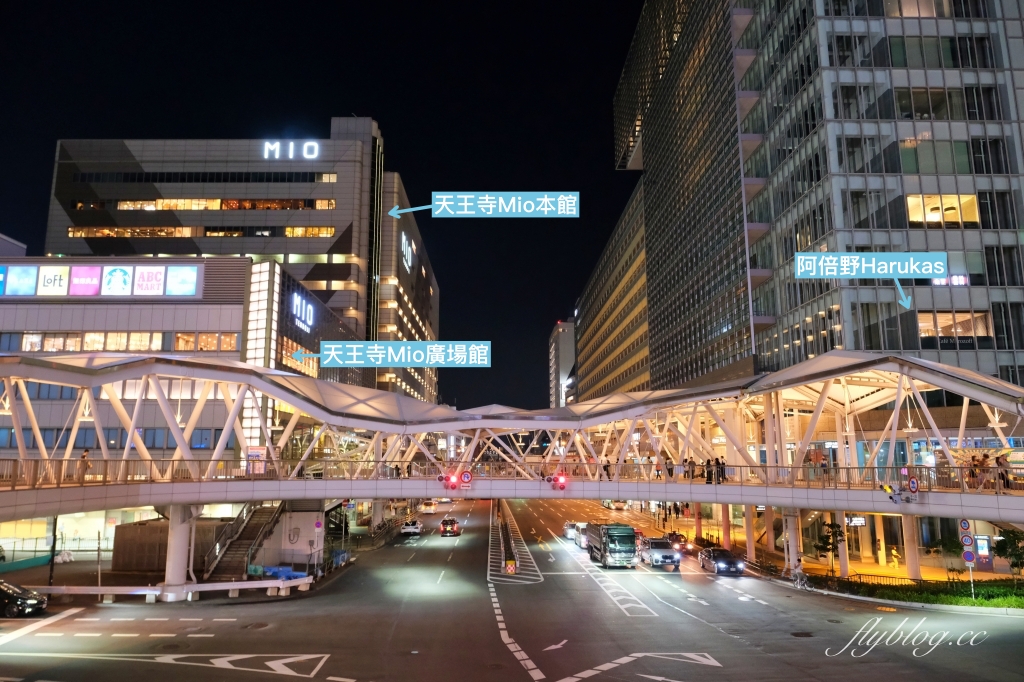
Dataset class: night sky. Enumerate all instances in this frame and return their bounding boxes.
[2,2,645,410]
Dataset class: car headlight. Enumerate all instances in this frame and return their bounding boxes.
[26,599,38,604]
[737,563,744,570]
[717,562,726,568]
[674,553,681,559]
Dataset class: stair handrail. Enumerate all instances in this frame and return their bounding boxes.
[244,502,286,575]
[202,501,262,580]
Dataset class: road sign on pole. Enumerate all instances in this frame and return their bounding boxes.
[908,476,919,494]
[460,471,473,484]
[959,519,972,532]
[961,534,974,547]
[962,550,976,563]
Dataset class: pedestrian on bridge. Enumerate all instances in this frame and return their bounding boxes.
[601,455,611,481]
[975,454,992,490]
[704,459,714,484]
[77,449,92,484]
[687,458,696,480]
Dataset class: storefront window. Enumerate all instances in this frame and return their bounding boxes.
[919,310,993,349]
[83,332,105,351]
[198,333,219,351]
[174,333,196,351]
[219,333,238,351]
[21,333,42,352]
[105,332,127,351]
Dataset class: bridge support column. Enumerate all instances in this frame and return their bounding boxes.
[694,504,702,541]
[836,511,850,578]
[901,514,921,580]
[874,514,886,566]
[160,505,191,602]
[371,500,385,527]
[764,505,775,553]
[721,504,731,550]
[744,505,755,563]
[783,509,801,571]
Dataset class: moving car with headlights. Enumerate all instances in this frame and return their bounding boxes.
[563,521,577,539]
[401,520,423,535]
[586,522,638,568]
[639,537,681,566]
[573,522,588,548]
[697,548,745,574]
[0,580,47,618]
[663,532,694,555]
[420,500,437,514]
[440,518,461,536]
[602,500,627,511]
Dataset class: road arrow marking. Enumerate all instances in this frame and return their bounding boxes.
[637,675,686,682]
[0,653,330,677]
[548,554,556,562]
[388,204,432,220]
[544,640,568,651]
[894,279,913,309]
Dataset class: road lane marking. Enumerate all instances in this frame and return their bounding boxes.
[188,634,214,637]
[145,618,168,621]
[213,618,237,621]
[112,634,138,637]
[407,552,416,562]
[34,633,63,637]
[110,618,135,621]
[74,633,101,637]
[448,552,453,562]
[149,634,175,637]
[74,618,99,621]
[0,608,82,647]
[180,618,203,621]
[547,530,657,617]
[437,570,445,584]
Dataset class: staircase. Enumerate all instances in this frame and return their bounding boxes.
[205,503,281,582]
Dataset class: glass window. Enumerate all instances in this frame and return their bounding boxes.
[895,88,913,119]
[911,88,931,119]
[105,332,127,351]
[198,333,219,351]
[922,37,942,68]
[219,333,238,352]
[935,142,954,174]
[947,89,967,119]
[21,333,42,352]
[953,141,971,174]
[929,89,948,120]
[917,141,937,173]
[890,36,907,67]
[941,194,961,226]
[935,312,956,336]
[149,332,163,351]
[906,37,925,68]
[64,333,81,352]
[900,140,919,173]
[83,332,105,351]
[941,37,959,67]
[960,194,980,228]
[128,332,150,351]
[174,333,196,351]
[917,194,943,227]
[191,428,212,449]
[907,194,925,227]
[42,334,65,352]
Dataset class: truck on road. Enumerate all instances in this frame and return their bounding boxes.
[586,522,638,568]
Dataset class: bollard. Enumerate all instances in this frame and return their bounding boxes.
[228,589,239,598]
[266,587,278,596]
[102,594,114,604]
[279,586,291,596]
[297,583,310,592]
[146,594,156,604]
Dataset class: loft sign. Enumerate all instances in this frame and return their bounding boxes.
[263,141,320,159]
[292,293,314,333]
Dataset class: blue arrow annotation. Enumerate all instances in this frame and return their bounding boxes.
[794,252,948,310]
[291,341,491,368]
[388,204,432,220]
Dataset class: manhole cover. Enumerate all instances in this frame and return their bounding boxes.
[791,632,814,637]
[827,619,843,623]
[244,622,270,630]
[157,643,188,651]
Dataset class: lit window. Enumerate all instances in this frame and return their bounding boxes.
[128,332,151,351]
[314,199,336,210]
[105,332,127,351]
[83,332,105,351]
[219,333,238,352]
[198,333,219,351]
[174,333,196,351]
[64,333,82,352]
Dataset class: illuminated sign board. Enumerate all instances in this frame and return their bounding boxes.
[263,141,320,159]
[6,267,38,296]
[0,263,200,299]
[847,516,867,527]
[401,232,414,273]
[292,293,314,333]
[37,266,69,296]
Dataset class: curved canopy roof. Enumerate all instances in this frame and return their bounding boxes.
[0,350,1021,432]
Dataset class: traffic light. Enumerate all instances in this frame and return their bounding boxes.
[879,483,899,504]
[545,474,567,490]
[448,474,458,490]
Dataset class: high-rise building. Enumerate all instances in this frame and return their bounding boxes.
[43,117,438,401]
[548,318,576,407]
[610,0,1024,391]
[573,181,650,400]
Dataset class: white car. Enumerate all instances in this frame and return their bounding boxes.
[563,521,577,539]
[421,501,437,514]
[401,520,424,535]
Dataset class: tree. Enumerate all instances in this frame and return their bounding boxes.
[929,533,967,581]
[813,522,846,576]
[993,527,1024,590]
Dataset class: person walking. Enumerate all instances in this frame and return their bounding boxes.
[77,449,92,484]
[704,459,713,484]
[996,454,1011,493]
[665,456,675,480]
[654,460,663,480]
[890,546,901,570]
[673,502,680,520]
[601,455,612,481]
[975,454,992,490]
[717,458,727,483]
[712,458,721,484]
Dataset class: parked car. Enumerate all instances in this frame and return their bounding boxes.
[639,537,681,566]
[401,520,424,535]
[573,522,588,548]
[563,521,577,539]
[697,548,745,575]
[440,518,461,537]
[420,500,437,514]
[0,580,47,618]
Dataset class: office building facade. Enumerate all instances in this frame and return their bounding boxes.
[612,0,1024,390]
[574,181,650,400]
[43,117,438,400]
[548,318,576,407]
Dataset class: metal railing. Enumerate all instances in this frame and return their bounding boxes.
[202,501,263,580]
[0,459,1020,498]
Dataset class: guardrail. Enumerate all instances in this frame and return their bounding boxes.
[0,459,1020,497]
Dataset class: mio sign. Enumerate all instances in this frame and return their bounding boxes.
[263,141,320,159]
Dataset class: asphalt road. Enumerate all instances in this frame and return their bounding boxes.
[0,498,1019,682]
